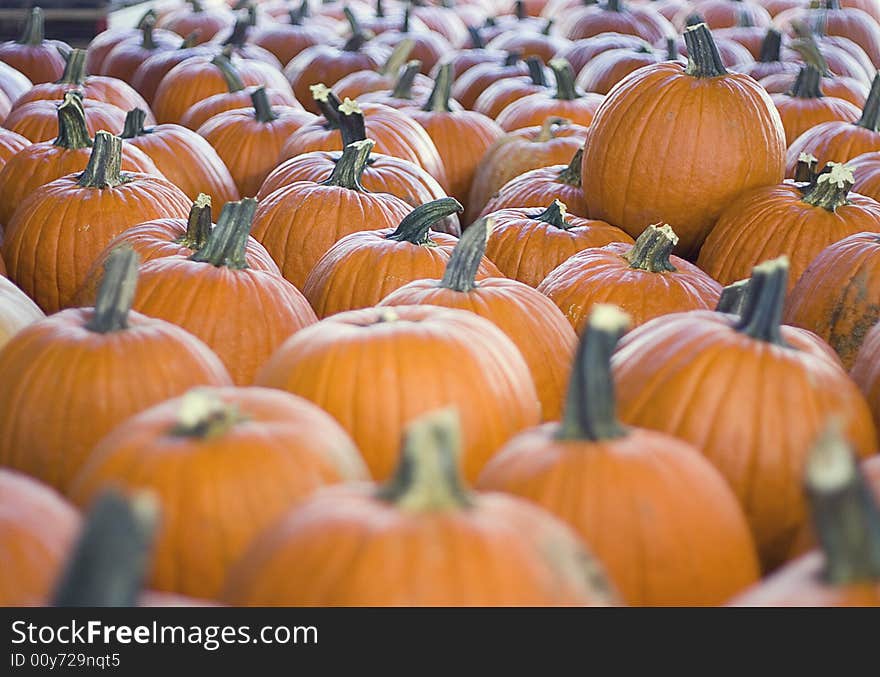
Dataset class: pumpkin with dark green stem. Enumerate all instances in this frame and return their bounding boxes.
[0,8,68,84]
[473,56,549,120]
[250,0,326,67]
[538,224,722,333]
[451,52,530,110]
[98,16,180,85]
[130,37,214,106]
[355,59,437,108]
[477,305,760,605]
[611,257,877,569]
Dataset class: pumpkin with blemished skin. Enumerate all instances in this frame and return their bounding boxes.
[3,97,127,144]
[0,9,68,85]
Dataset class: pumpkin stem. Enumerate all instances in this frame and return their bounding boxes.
[623,224,678,272]
[188,0,205,12]
[190,198,257,269]
[120,107,149,139]
[503,51,521,67]
[557,147,584,186]
[685,13,704,27]
[56,48,88,85]
[136,8,157,29]
[17,7,44,46]
[78,132,130,189]
[758,27,782,63]
[533,200,572,230]
[251,86,277,123]
[223,11,253,48]
[537,116,570,142]
[438,216,492,292]
[54,92,93,150]
[176,194,213,250]
[51,491,158,607]
[549,58,580,100]
[665,37,678,61]
[467,25,485,49]
[515,0,527,19]
[734,256,789,346]
[794,152,820,184]
[376,0,386,18]
[801,162,853,211]
[86,247,140,334]
[401,5,412,32]
[391,60,422,99]
[685,23,727,77]
[376,409,473,511]
[789,33,830,75]
[310,83,342,129]
[211,52,245,93]
[558,305,630,442]
[715,278,750,315]
[805,422,880,585]
[526,56,547,86]
[387,197,463,244]
[606,0,623,11]
[380,38,415,76]
[322,139,375,190]
[343,6,370,51]
[541,18,554,35]
[857,73,880,132]
[181,31,200,48]
[338,101,368,146]
[423,62,454,112]
[790,64,823,99]
[737,8,755,27]
[140,14,157,50]
[172,388,245,438]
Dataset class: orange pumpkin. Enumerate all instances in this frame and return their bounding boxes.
[371,7,454,74]
[484,19,570,63]
[0,9,68,84]
[561,0,674,43]
[473,56,549,120]
[582,23,785,258]
[575,40,679,95]
[539,224,722,333]
[760,69,870,108]
[250,2,325,67]
[0,275,43,349]
[774,1,880,68]
[130,39,214,106]
[157,0,235,44]
[674,0,771,31]
[0,248,232,492]
[221,409,616,606]
[0,128,29,173]
[85,7,155,75]
[849,149,880,200]
[3,96,127,144]
[350,58,436,109]
[332,39,421,101]
[69,386,368,600]
[611,257,878,569]
[99,16,180,84]
[2,132,191,313]
[451,52,530,110]
[852,321,880,432]
[556,32,650,73]
[478,305,760,605]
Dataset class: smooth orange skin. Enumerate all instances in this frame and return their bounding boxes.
[478,163,591,219]
[582,62,786,258]
[0,469,80,607]
[852,322,880,433]
[303,229,501,318]
[473,77,546,121]
[673,0,771,30]
[0,309,232,491]
[12,78,155,124]
[156,6,233,44]
[255,305,540,481]
[123,123,240,221]
[849,150,880,201]
[698,184,880,293]
[130,46,215,106]
[575,49,665,96]
[451,61,530,111]
[284,45,385,114]
[132,257,317,385]
[379,277,577,421]
[0,128,29,173]
[483,207,633,287]
[539,241,721,334]
[561,3,674,42]
[2,172,192,313]
[222,483,614,606]
[612,310,878,569]
[774,6,880,67]
[250,181,412,289]
[477,424,760,605]
[484,32,570,63]
[0,42,67,85]
[770,92,862,146]
[495,92,605,132]
[250,23,324,68]
[713,25,767,59]
[785,232,880,370]
[69,387,367,600]
[0,141,161,231]
[556,33,649,73]
[179,87,305,131]
[0,275,43,349]
[760,72,869,108]
[3,98,127,143]
[785,121,880,177]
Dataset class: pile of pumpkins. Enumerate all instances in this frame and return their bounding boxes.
[1,0,879,607]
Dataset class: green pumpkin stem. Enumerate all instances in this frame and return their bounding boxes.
[136,8,157,29]
[758,27,782,62]
[251,86,277,123]
[223,12,252,48]
[789,32,830,75]
[467,25,485,49]
[17,7,44,46]
[188,0,205,12]
[401,5,411,32]
[715,278,750,314]
[734,256,789,345]
[387,197,463,245]
[54,92,93,150]
[172,388,244,438]
[623,224,678,272]
[322,139,375,190]
[666,37,678,61]
[790,64,823,99]
[190,198,256,269]
[120,108,149,139]
[557,147,584,186]
[376,0,386,18]
[338,101,368,146]
[533,200,572,230]
[857,73,880,132]
[549,58,580,100]
[423,63,454,112]
[685,23,727,77]
[289,0,310,24]
[558,305,630,441]
[380,38,415,76]
[176,194,213,250]
[440,216,491,292]
[515,0,527,19]
[607,0,623,11]
[526,56,548,86]
[140,15,157,50]
[801,162,853,211]
[805,424,880,585]
[343,6,369,51]
[391,60,422,99]
[376,409,473,511]
[211,52,245,93]
[78,132,129,189]
[86,247,139,334]
[51,491,158,607]
[685,13,705,27]
[737,8,755,27]
[56,48,88,85]
[503,51,521,67]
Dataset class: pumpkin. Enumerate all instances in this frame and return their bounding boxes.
[211,9,283,71]
[85,8,156,75]
[495,59,604,131]
[221,409,615,606]
[611,257,878,569]
[0,469,80,606]
[582,23,786,258]
[255,304,540,481]
[555,33,651,74]
[730,426,880,606]
[484,18,571,63]
[451,52,530,110]
[783,30,875,84]
[852,320,880,432]
[69,386,368,600]
[0,128,29,173]
[130,38,214,105]
[473,56,549,120]
[410,1,470,48]
[3,96,127,144]
[0,61,33,105]
[483,200,633,287]
[354,58,438,109]
[562,0,674,43]
[379,216,576,421]
[760,69,870,108]
[100,16,180,84]
[849,149,880,200]
[196,88,314,197]
[575,40,679,95]
[119,109,239,220]
[771,64,861,145]
[131,199,317,385]
[332,39,418,101]
[674,0,772,30]
[467,117,589,223]
[2,132,191,313]
[785,74,880,177]
[250,2,326,67]
[714,20,771,59]
[251,140,416,288]
[304,198,498,318]
[0,8,68,85]
[539,224,722,333]
[0,275,43,350]
[157,0,235,44]
[371,7,454,75]
[478,147,591,218]
[441,27,505,80]
[478,305,760,605]
[0,248,232,492]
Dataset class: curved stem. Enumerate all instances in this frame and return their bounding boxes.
[171,388,244,438]
[391,60,422,99]
[440,216,491,291]
[387,197,463,244]
[715,278,750,315]
[120,108,149,139]
[251,86,277,123]
[176,194,213,250]
[423,63,453,112]
[734,256,789,346]
[86,248,139,334]
[557,147,583,187]
[790,64,823,99]
[78,132,129,189]
[136,8,157,30]
[211,53,245,93]
[549,59,580,100]
[380,38,414,76]
[623,224,678,272]
[685,23,727,77]
[789,33,830,75]
[557,305,630,441]
[322,139,374,190]
[190,198,257,269]
[526,56,547,86]
[223,14,250,48]
[17,7,44,46]
[533,200,571,230]
[759,27,782,63]
[56,48,87,86]
[857,73,880,132]
[536,116,569,142]
[54,92,92,150]
[343,6,368,51]
[338,101,367,145]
